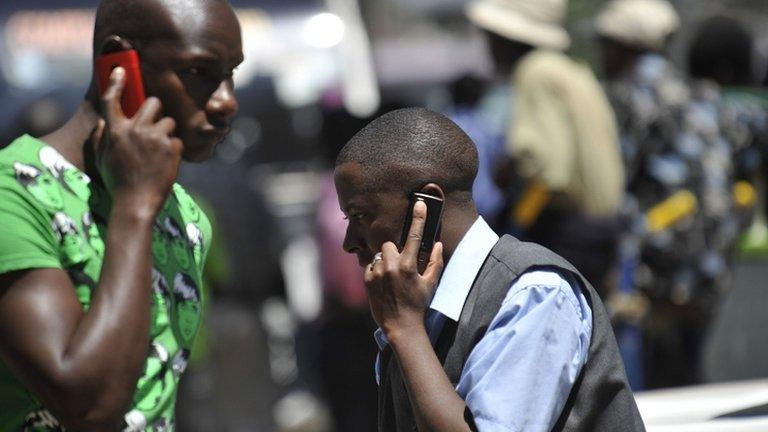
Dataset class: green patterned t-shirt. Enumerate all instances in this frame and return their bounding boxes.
[0,135,211,431]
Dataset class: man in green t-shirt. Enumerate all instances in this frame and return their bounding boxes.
[0,1,242,430]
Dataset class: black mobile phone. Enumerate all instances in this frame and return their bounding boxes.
[399,192,444,273]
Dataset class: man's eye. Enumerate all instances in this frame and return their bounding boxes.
[183,67,213,78]
[344,213,364,222]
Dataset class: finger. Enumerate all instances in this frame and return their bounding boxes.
[91,119,106,154]
[364,264,375,285]
[168,137,184,157]
[381,242,398,262]
[422,241,444,285]
[102,67,126,123]
[133,97,163,125]
[154,117,177,136]
[401,200,427,264]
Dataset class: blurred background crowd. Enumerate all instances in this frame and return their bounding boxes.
[0,0,767,430]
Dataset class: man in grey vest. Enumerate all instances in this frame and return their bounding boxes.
[334,108,645,431]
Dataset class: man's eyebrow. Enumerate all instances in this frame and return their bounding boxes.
[181,50,220,62]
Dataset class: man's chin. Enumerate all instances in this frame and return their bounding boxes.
[181,141,217,163]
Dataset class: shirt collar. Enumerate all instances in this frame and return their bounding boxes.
[429,216,499,321]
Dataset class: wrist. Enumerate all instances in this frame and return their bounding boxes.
[111,193,162,223]
[384,320,427,347]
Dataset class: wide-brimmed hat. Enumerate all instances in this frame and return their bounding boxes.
[595,0,680,51]
[466,0,571,50]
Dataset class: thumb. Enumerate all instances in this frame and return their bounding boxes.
[91,118,106,155]
[422,242,444,285]
[102,66,126,123]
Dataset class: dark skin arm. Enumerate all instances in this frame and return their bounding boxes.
[366,201,474,432]
[0,67,182,431]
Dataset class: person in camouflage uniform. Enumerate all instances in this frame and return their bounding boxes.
[597,0,761,388]
[0,0,242,430]
[688,15,768,204]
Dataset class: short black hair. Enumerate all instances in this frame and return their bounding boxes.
[336,108,479,202]
[688,16,755,85]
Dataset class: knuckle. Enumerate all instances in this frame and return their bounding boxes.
[399,261,416,274]
[377,266,389,279]
[108,125,124,140]
[149,131,165,143]
[127,126,143,140]
[384,264,398,277]
[169,138,183,153]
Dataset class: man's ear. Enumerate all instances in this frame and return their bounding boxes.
[419,183,445,200]
[99,35,133,55]
[88,35,134,107]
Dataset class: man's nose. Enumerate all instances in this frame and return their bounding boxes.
[342,225,361,254]
[206,80,238,121]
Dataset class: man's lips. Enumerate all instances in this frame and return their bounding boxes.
[357,254,373,268]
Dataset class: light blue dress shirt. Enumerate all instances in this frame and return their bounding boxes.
[374,217,593,432]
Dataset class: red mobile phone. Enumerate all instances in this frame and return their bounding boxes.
[399,192,444,273]
[96,49,146,118]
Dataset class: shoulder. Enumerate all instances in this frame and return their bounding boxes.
[0,135,47,167]
[170,183,212,251]
[515,50,578,85]
[505,270,589,320]
[0,137,66,215]
[490,236,579,276]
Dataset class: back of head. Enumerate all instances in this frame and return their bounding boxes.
[466,0,570,51]
[335,108,479,204]
[595,0,680,52]
[688,15,755,86]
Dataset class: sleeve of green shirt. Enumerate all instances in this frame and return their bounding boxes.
[0,184,62,275]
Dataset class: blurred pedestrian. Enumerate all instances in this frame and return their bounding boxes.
[335,107,643,432]
[688,16,768,193]
[467,0,625,295]
[596,1,758,388]
[444,74,508,227]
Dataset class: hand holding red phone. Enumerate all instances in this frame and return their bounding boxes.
[364,200,444,341]
[96,49,146,118]
[93,66,182,215]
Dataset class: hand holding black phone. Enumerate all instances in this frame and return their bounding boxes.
[399,192,444,274]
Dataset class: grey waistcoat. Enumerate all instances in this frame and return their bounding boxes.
[378,235,645,431]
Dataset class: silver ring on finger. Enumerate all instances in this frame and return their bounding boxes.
[370,252,383,268]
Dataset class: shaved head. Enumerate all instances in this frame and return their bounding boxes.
[93,0,231,55]
[334,108,481,268]
[336,108,479,203]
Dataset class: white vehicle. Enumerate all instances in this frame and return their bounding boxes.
[636,379,768,431]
